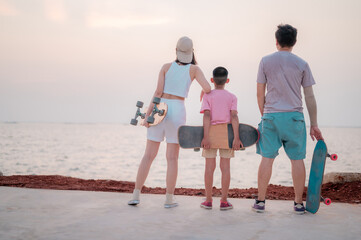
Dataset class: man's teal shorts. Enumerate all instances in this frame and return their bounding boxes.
[256,112,306,160]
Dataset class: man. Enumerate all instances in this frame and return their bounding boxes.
[253,24,323,214]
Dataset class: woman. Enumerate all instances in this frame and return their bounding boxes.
[128,36,211,208]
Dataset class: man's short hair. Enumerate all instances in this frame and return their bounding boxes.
[213,67,228,85]
[275,24,297,48]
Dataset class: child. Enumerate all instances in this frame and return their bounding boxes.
[200,66,242,210]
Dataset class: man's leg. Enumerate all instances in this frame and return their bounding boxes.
[290,159,306,203]
[257,157,275,201]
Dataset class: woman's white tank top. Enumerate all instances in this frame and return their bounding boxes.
[163,62,192,98]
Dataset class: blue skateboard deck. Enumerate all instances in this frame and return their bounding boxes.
[306,140,332,214]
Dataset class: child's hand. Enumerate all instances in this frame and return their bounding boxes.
[201,137,210,149]
[232,138,244,150]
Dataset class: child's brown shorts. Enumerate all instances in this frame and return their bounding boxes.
[202,148,234,158]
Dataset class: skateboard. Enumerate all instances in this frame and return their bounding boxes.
[178,123,259,151]
[306,140,338,214]
[130,97,167,126]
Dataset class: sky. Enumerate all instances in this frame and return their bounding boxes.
[1,0,361,127]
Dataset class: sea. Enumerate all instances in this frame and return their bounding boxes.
[1,123,360,189]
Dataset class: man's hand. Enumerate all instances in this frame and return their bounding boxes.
[310,126,323,141]
[232,138,244,150]
[201,137,210,149]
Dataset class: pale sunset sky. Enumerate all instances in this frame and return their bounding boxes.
[1,0,360,127]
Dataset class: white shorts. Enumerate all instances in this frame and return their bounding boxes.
[147,98,186,144]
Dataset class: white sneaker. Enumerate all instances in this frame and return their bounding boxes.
[164,202,178,208]
[128,199,140,206]
[164,193,178,208]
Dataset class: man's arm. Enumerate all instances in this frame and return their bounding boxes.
[231,110,243,150]
[257,83,266,116]
[304,86,323,141]
[201,110,211,149]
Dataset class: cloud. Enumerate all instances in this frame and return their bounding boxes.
[86,12,172,29]
[44,0,67,23]
[0,0,19,16]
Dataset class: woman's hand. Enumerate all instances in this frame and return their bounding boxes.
[140,115,150,128]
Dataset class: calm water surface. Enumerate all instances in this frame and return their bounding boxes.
[0,123,360,188]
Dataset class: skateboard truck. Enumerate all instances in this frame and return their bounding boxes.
[147,97,165,124]
[327,153,338,161]
[130,101,145,126]
[321,196,332,205]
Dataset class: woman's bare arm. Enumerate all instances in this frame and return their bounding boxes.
[144,64,167,123]
[194,66,211,94]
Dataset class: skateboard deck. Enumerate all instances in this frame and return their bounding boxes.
[140,103,167,126]
[178,123,259,149]
[130,98,167,127]
[306,140,337,214]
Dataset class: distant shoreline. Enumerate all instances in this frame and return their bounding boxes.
[1,122,361,128]
[1,175,360,204]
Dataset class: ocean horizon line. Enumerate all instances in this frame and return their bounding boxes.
[1,121,360,129]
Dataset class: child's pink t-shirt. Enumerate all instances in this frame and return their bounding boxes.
[200,89,238,125]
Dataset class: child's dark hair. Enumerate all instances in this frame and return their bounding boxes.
[275,24,297,48]
[212,66,228,85]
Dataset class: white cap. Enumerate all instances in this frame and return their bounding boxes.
[176,36,193,63]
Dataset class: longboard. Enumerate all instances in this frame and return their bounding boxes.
[178,123,259,150]
[306,140,337,214]
[130,98,167,127]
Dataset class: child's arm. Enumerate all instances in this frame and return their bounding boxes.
[231,110,243,150]
[201,110,211,149]
[257,83,266,116]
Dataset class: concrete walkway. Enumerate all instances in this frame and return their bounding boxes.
[0,187,360,240]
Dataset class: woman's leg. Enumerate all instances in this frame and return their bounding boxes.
[165,143,180,194]
[134,140,161,191]
[220,157,231,202]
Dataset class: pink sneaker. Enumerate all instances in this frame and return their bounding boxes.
[200,201,212,209]
[220,201,233,210]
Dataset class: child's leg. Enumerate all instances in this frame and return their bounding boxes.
[204,158,216,202]
[220,157,231,202]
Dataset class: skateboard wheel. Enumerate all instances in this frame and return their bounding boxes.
[136,101,144,108]
[147,116,155,124]
[130,119,138,126]
[153,97,161,104]
[324,198,332,205]
[158,110,165,116]
[330,154,338,161]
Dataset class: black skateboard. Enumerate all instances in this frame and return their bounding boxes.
[178,123,259,150]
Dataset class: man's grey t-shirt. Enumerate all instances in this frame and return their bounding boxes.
[257,51,315,113]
